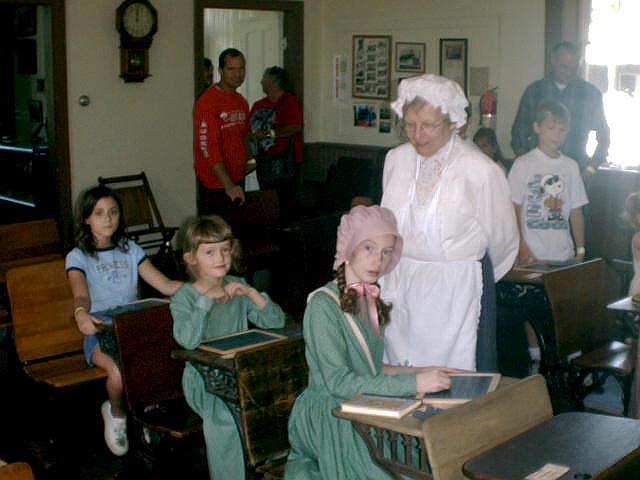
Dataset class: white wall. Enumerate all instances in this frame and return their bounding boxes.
[65,0,195,227]
[63,0,544,227]
[306,0,545,156]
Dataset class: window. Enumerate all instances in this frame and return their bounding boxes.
[586,0,640,167]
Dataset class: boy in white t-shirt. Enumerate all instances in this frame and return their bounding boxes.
[508,100,588,264]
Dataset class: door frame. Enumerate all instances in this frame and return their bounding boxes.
[194,0,304,101]
[0,0,71,244]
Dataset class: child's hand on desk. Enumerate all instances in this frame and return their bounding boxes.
[416,367,458,394]
[76,311,103,335]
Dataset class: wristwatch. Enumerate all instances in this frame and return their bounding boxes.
[269,129,276,138]
[576,246,586,255]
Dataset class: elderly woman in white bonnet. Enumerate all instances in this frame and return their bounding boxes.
[380,74,518,371]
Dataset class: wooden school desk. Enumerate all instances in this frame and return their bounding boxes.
[171,330,307,468]
[499,259,635,412]
[333,376,521,480]
[463,412,640,480]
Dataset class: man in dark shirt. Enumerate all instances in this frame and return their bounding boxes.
[511,41,610,174]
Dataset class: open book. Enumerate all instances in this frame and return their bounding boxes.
[198,329,287,358]
[422,372,501,406]
[340,393,422,419]
[92,298,170,326]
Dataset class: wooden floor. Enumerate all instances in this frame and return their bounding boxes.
[0,331,209,480]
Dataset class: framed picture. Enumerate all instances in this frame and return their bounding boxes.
[395,42,425,73]
[439,38,468,94]
[352,35,391,100]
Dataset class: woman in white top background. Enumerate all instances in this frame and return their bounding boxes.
[380,74,519,370]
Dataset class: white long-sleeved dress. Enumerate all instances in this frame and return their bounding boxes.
[381,135,518,370]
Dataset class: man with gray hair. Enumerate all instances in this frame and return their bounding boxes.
[511,41,610,174]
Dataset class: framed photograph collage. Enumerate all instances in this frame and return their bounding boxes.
[352,35,391,100]
[352,35,469,133]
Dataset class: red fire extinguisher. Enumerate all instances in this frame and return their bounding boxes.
[480,88,497,128]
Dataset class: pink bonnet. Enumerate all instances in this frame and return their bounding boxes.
[333,205,403,274]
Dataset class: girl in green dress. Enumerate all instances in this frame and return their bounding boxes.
[170,215,285,480]
[285,205,456,479]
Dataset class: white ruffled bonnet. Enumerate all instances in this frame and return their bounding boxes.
[390,74,469,128]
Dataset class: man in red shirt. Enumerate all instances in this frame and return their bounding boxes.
[194,48,249,214]
[249,66,304,220]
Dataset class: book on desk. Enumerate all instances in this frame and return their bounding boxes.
[340,373,501,419]
[198,329,287,358]
[340,393,422,419]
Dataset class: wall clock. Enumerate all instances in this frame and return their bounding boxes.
[116,0,158,82]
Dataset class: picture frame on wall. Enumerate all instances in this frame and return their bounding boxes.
[352,35,391,100]
[395,42,425,73]
[439,38,468,94]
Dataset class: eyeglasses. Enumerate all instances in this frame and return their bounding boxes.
[403,120,445,135]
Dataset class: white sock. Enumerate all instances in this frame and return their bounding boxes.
[528,346,541,362]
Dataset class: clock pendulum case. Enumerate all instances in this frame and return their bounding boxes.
[115,0,158,82]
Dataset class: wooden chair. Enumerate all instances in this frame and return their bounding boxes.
[540,259,636,413]
[422,375,553,480]
[0,462,35,480]
[6,259,106,388]
[97,172,179,276]
[113,304,201,450]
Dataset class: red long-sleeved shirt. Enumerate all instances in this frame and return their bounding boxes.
[194,85,250,189]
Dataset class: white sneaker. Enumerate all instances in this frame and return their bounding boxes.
[101,401,129,456]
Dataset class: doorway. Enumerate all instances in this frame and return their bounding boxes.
[0,0,71,241]
[204,9,283,106]
[194,0,303,102]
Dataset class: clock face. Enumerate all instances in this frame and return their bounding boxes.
[123,2,155,38]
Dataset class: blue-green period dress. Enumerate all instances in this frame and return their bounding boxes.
[171,277,285,480]
[285,282,416,479]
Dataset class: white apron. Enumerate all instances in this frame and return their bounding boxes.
[382,150,482,370]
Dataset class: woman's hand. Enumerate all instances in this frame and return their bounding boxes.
[415,367,458,394]
[76,311,102,335]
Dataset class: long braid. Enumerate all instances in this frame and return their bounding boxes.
[335,263,393,327]
[335,263,360,315]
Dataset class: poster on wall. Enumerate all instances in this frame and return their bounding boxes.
[353,104,377,127]
[439,38,468,94]
[352,35,391,100]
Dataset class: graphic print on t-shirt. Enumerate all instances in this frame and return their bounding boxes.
[95,258,130,284]
[250,107,276,155]
[526,173,568,230]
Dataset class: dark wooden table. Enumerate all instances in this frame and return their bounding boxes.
[463,412,640,479]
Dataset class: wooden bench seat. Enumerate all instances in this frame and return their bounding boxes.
[7,259,106,388]
[24,353,107,388]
